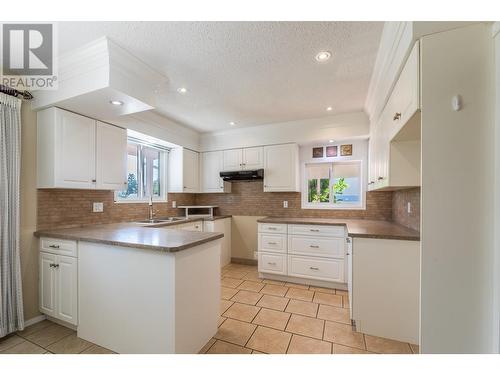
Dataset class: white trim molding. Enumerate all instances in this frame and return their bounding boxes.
[24,315,46,328]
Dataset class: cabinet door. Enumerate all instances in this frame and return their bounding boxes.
[96,122,127,190]
[183,149,199,192]
[55,109,96,188]
[201,151,224,192]
[39,252,56,317]
[56,255,78,325]
[222,149,243,171]
[263,144,299,192]
[242,147,263,170]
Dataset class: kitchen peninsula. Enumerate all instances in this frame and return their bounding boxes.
[35,223,223,354]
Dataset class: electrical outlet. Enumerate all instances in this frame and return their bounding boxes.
[407,202,411,214]
[283,200,288,208]
[93,202,104,213]
[172,201,177,208]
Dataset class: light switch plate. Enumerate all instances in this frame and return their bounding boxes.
[93,202,104,213]
[407,202,411,214]
[172,201,177,208]
[283,201,288,208]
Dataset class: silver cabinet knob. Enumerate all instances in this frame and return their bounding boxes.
[393,112,401,121]
[309,267,319,270]
[49,245,60,249]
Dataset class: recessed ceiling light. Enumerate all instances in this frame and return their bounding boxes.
[315,51,332,62]
[326,106,333,111]
[329,139,334,143]
[177,87,188,94]
[109,100,123,106]
[229,121,236,126]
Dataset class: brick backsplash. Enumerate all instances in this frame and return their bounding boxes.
[196,181,393,220]
[37,189,195,230]
[392,187,421,232]
[37,182,402,230]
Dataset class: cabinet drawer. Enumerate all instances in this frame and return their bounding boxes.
[288,255,344,283]
[288,235,345,258]
[258,223,287,234]
[178,221,203,231]
[258,233,287,253]
[40,237,77,257]
[258,252,287,275]
[288,224,345,238]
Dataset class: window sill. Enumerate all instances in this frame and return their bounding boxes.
[114,199,168,204]
[301,203,366,210]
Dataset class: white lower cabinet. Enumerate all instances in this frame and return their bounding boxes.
[258,223,347,285]
[39,238,78,325]
[203,218,232,267]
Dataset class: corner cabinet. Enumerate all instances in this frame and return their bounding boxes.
[168,148,200,193]
[39,237,78,325]
[368,41,421,191]
[37,107,127,190]
[263,144,300,192]
[200,151,231,193]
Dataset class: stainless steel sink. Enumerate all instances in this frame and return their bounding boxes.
[134,217,185,224]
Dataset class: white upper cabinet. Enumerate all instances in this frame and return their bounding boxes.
[96,121,128,191]
[263,143,300,192]
[37,107,127,190]
[200,151,231,193]
[368,41,421,191]
[222,147,263,171]
[168,148,199,193]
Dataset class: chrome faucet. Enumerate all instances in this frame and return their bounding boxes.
[149,196,154,222]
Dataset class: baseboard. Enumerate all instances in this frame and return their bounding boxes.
[46,316,77,331]
[230,257,257,266]
[24,314,46,327]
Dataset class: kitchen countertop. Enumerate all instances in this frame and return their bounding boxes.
[34,223,224,252]
[257,217,420,241]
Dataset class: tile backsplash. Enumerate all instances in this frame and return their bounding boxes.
[392,187,421,232]
[37,182,397,230]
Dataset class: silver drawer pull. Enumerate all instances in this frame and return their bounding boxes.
[268,242,277,245]
[309,245,320,248]
[49,245,60,249]
[267,227,278,230]
[309,267,319,271]
[49,263,59,268]
[309,229,320,232]
[267,262,277,266]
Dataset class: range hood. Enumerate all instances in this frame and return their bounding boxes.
[220,169,264,181]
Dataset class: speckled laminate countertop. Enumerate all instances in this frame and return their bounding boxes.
[257,217,420,241]
[34,223,224,252]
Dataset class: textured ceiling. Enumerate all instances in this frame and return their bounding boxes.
[56,22,383,133]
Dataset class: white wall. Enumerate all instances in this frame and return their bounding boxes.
[200,111,369,151]
[420,23,495,353]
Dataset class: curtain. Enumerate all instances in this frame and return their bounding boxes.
[0,92,24,337]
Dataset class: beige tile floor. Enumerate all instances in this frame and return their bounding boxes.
[201,263,419,354]
[0,262,419,355]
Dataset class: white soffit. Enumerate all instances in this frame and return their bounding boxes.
[31,37,167,120]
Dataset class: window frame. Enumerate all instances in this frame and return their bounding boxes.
[301,160,365,210]
[114,140,169,204]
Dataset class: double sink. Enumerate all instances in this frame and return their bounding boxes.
[134,217,186,225]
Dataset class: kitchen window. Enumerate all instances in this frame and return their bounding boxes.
[302,161,364,209]
[115,137,169,202]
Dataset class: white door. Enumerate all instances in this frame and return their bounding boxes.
[201,151,224,192]
[56,255,78,325]
[96,121,128,190]
[263,144,299,192]
[242,147,263,170]
[183,149,199,192]
[222,149,243,171]
[39,252,56,317]
[56,109,96,189]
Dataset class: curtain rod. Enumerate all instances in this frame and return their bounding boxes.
[0,84,33,100]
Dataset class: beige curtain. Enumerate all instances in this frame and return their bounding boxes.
[0,92,24,337]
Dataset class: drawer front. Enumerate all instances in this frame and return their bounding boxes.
[258,252,286,275]
[288,235,345,258]
[288,224,345,238]
[258,223,287,234]
[40,237,77,257]
[288,255,344,283]
[179,221,203,231]
[258,233,287,253]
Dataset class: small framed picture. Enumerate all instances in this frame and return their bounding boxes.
[326,145,338,157]
[340,144,353,156]
[312,147,324,158]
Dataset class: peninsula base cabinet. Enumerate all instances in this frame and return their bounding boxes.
[351,238,420,345]
[204,218,232,267]
[39,238,78,326]
[257,223,348,288]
